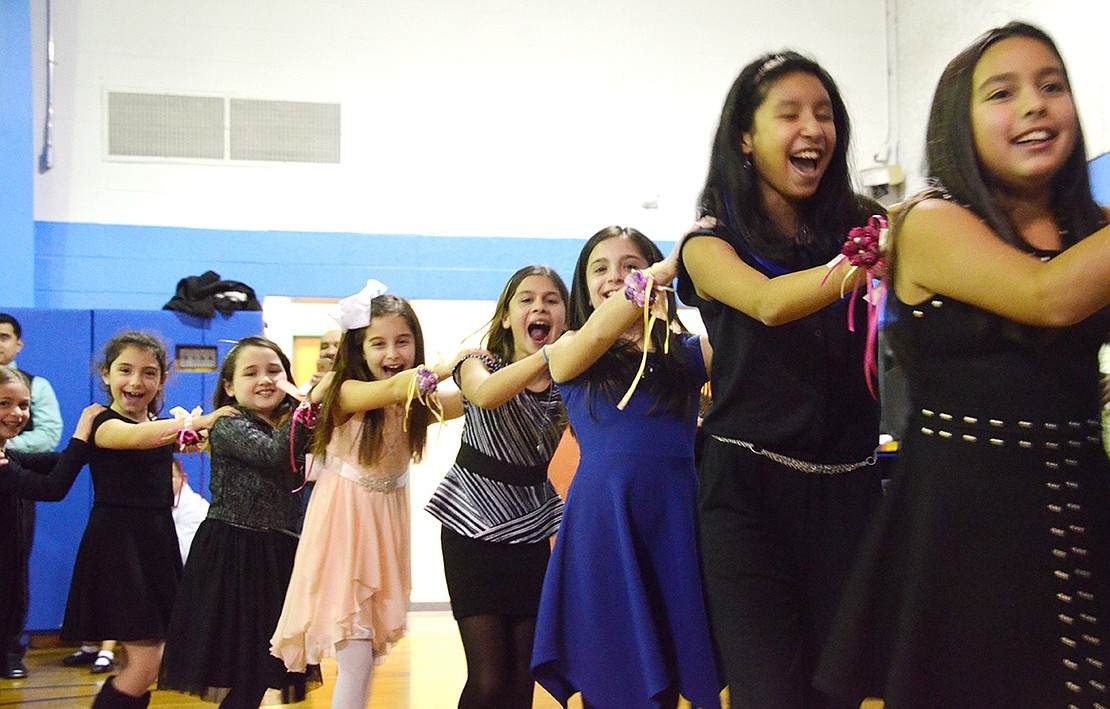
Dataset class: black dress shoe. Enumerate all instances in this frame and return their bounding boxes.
[1,661,27,680]
[62,648,98,667]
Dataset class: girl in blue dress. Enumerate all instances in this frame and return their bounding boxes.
[531,226,721,709]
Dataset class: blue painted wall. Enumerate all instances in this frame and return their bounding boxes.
[1,1,34,306]
[35,221,661,308]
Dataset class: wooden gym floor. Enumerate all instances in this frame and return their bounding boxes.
[0,611,882,708]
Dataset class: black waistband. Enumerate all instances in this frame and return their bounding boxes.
[454,441,547,486]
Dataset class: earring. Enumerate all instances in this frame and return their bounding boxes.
[742,154,752,171]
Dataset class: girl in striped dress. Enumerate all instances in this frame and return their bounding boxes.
[426,265,569,709]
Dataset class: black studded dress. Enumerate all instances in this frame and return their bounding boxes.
[816,291,1110,708]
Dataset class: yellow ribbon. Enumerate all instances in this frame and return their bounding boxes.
[616,275,671,411]
[403,367,445,430]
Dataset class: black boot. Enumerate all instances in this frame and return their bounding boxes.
[91,677,151,709]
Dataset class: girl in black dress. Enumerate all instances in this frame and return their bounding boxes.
[0,367,102,678]
[61,332,234,709]
[160,337,316,708]
[816,22,1110,707]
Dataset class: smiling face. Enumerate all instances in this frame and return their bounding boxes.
[585,236,650,311]
[741,71,836,217]
[101,345,165,421]
[500,275,567,361]
[971,35,1077,196]
[362,313,417,380]
[0,380,31,444]
[222,344,289,420]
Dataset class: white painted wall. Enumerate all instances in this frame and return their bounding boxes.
[31,0,890,240]
[892,0,1110,193]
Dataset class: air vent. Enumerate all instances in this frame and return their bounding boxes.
[108,92,225,159]
[106,92,340,164]
[230,99,341,163]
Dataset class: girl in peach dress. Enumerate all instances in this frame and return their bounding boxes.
[270,284,465,708]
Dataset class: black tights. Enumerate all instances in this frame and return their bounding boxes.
[218,682,268,709]
[457,614,536,709]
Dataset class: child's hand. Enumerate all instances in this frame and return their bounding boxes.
[276,379,305,402]
[649,216,717,286]
[73,404,107,442]
[436,349,490,380]
[196,405,240,430]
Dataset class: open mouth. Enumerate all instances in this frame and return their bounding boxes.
[789,149,822,175]
[381,364,405,378]
[527,321,552,344]
[1013,128,1056,146]
[121,391,146,405]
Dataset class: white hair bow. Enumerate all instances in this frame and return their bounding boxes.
[335,279,388,332]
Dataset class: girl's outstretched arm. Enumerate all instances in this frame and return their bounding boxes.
[682,227,867,327]
[894,199,1110,327]
[458,351,549,410]
[334,350,480,415]
[94,406,239,450]
[0,404,105,501]
[545,247,682,384]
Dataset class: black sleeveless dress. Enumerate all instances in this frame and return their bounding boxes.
[816,292,1110,708]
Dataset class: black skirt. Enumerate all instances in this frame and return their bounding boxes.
[61,504,182,642]
[441,526,550,620]
[159,519,320,701]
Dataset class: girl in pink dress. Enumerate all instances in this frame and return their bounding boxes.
[270,284,466,708]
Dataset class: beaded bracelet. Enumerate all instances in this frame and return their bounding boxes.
[623,270,657,308]
[415,365,438,396]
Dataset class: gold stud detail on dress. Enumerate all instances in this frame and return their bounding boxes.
[989,438,1004,446]
[1093,680,1108,693]
[930,300,943,308]
[1052,528,1067,538]
[1081,614,1098,624]
[962,434,977,443]
[1064,658,1079,670]
[1019,421,1033,429]
[1019,440,1033,449]
[1063,636,1079,648]
[921,409,934,417]
[1066,680,1082,692]
[989,419,1004,427]
[938,430,952,439]
[912,310,924,318]
[921,427,934,436]
[1089,658,1105,670]
[1058,592,1074,602]
[962,416,978,424]
[1049,504,1064,513]
[1045,422,1059,431]
[1082,634,1101,646]
[1047,461,1061,470]
[939,412,953,421]
[1078,590,1096,601]
[1056,570,1073,580]
[1072,547,1090,556]
[1048,482,1062,491]
[1053,548,1068,559]
[1061,613,1076,624]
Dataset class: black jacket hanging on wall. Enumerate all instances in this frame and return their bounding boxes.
[163,271,262,318]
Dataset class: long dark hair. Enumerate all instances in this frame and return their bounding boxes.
[484,265,569,363]
[213,336,298,424]
[699,51,875,265]
[98,331,169,418]
[921,21,1105,248]
[569,226,694,418]
[312,294,431,465]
